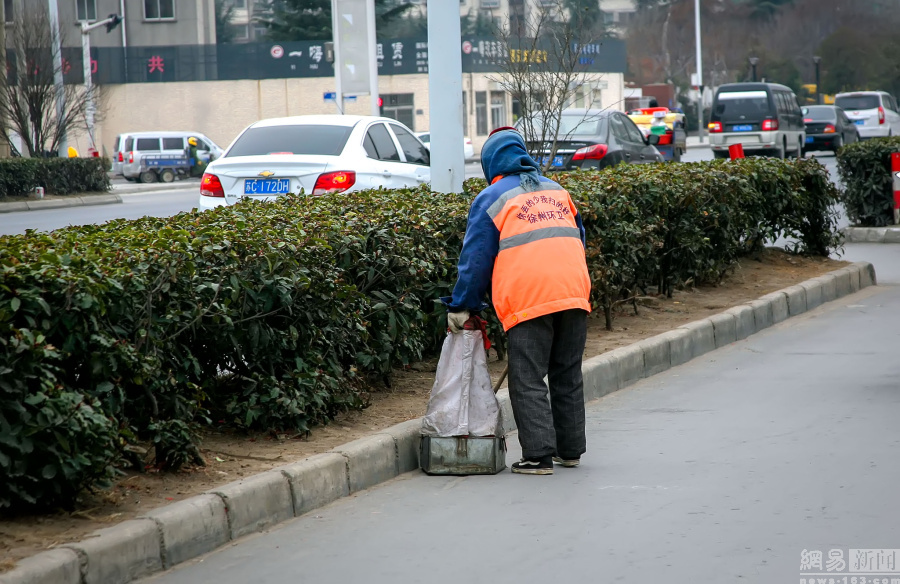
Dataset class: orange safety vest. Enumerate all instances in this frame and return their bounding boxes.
[487,177,591,330]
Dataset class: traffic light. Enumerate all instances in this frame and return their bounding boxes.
[106,14,122,33]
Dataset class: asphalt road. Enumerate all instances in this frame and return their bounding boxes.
[683,144,842,188]
[142,242,900,584]
[0,187,202,236]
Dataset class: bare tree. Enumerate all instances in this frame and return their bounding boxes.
[0,5,99,157]
[491,0,609,171]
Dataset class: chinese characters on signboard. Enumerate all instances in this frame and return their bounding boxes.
[56,37,625,84]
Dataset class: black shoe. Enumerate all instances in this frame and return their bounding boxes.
[552,456,580,468]
[511,455,553,475]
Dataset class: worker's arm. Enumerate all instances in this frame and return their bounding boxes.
[566,191,586,248]
[441,200,499,313]
[575,209,586,248]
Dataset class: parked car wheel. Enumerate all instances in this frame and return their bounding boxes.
[775,139,786,160]
[832,135,844,153]
[139,170,158,183]
[124,176,137,182]
[159,169,176,183]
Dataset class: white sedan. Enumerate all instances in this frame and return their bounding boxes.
[414,132,476,160]
[199,115,431,209]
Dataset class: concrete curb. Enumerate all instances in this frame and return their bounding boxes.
[0,261,877,584]
[208,472,294,540]
[842,226,900,244]
[0,194,122,214]
[60,520,161,584]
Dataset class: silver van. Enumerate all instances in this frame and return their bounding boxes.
[708,82,806,159]
[834,91,900,140]
[112,131,224,182]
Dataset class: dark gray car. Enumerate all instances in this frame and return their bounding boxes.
[801,105,860,154]
[517,109,663,171]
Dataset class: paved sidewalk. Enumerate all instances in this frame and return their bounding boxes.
[143,269,900,582]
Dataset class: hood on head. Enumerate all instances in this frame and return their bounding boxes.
[480,129,542,184]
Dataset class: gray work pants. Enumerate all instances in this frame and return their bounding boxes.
[506,309,588,460]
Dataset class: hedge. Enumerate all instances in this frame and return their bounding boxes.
[0,157,111,198]
[836,136,900,226]
[0,157,841,509]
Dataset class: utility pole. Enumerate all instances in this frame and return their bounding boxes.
[48,0,67,157]
[428,0,464,192]
[366,0,378,116]
[694,0,703,143]
[0,0,8,158]
[813,56,822,105]
[330,1,344,115]
[81,14,122,156]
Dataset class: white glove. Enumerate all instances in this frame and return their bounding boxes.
[447,311,469,333]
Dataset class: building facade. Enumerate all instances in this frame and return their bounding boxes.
[223,0,268,42]
[4,0,216,48]
[3,2,626,159]
[227,0,637,45]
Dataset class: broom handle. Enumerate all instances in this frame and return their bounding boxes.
[492,364,509,394]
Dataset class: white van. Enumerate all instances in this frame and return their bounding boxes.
[112,131,224,182]
[834,91,900,140]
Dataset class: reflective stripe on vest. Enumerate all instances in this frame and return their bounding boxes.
[498,225,582,251]
[486,182,561,220]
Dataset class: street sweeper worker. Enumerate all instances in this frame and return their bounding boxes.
[442,127,591,475]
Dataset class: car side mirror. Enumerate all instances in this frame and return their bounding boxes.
[647,134,660,146]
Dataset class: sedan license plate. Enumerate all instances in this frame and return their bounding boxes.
[541,155,565,168]
[854,120,865,126]
[806,136,815,143]
[732,125,753,132]
[244,178,291,195]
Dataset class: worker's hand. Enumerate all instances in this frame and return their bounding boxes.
[447,311,469,333]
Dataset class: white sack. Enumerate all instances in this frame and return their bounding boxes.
[421,330,501,437]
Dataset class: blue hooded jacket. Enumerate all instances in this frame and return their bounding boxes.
[442,130,586,313]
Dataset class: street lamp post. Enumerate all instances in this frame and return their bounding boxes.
[81,15,122,156]
[813,56,822,105]
[694,0,703,143]
[427,0,464,192]
[0,0,7,158]
[749,57,759,83]
[48,0,67,157]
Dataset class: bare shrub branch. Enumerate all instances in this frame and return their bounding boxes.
[490,0,608,171]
